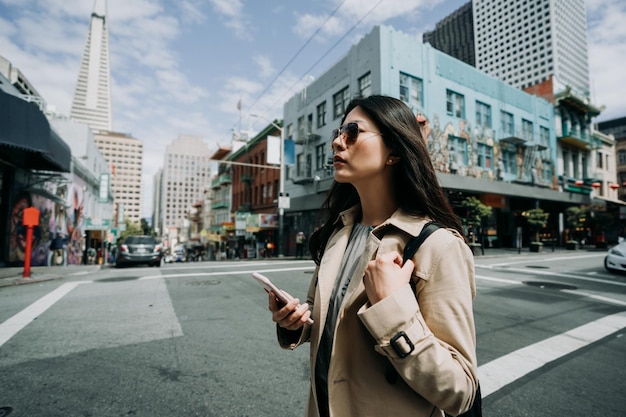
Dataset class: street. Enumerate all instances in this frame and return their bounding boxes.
[1,251,625,416]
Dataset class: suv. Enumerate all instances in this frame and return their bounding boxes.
[115,235,162,268]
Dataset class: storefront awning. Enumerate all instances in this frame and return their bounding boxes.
[0,90,71,172]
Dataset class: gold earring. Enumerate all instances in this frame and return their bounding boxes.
[388,159,393,164]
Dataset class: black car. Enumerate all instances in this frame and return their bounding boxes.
[115,235,162,268]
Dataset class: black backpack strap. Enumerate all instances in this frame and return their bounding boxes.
[402,221,483,417]
[402,221,442,266]
[402,221,441,293]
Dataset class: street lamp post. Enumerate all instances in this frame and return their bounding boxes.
[250,114,286,257]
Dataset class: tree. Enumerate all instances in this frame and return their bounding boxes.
[524,208,549,243]
[565,206,588,242]
[118,218,143,243]
[461,196,492,243]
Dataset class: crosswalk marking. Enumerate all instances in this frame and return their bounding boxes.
[0,281,89,347]
[479,311,626,397]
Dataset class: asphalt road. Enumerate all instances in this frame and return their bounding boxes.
[0,252,625,416]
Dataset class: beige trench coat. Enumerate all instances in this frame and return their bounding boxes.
[278,207,478,417]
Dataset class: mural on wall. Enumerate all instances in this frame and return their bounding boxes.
[8,175,85,267]
[418,112,553,186]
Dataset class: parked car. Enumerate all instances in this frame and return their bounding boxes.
[115,235,162,268]
[604,240,626,273]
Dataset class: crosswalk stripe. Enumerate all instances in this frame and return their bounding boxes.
[479,311,626,398]
[0,281,90,347]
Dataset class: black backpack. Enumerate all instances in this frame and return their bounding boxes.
[402,221,483,417]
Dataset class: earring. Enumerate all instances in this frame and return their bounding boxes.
[387,159,393,164]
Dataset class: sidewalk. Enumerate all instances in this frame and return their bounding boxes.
[0,246,607,288]
[0,264,104,288]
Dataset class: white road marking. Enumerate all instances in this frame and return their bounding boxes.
[137,265,316,281]
[479,311,626,398]
[0,281,90,347]
[493,267,626,287]
[484,253,604,268]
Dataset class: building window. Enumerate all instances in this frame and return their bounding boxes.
[333,87,350,119]
[287,123,294,139]
[448,135,468,166]
[522,119,533,141]
[618,150,626,166]
[315,144,326,171]
[399,73,423,109]
[446,90,464,118]
[539,126,549,147]
[597,151,603,169]
[297,116,305,141]
[476,143,493,169]
[358,72,372,97]
[501,111,514,136]
[475,101,492,128]
[502,148,517,175]
[316,101,327,128]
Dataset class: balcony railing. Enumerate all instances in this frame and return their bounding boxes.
[211,174,232,189]
[558,126,593,149]
[211,199,230,210]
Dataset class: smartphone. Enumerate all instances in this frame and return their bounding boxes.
[252,272,313,324]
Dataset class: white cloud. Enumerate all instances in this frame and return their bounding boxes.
[208,0,250,40]
[254,55,275,78]
[587,0,626,120]
[292,0,442,39]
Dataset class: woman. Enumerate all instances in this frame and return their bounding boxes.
[269,95,478,417]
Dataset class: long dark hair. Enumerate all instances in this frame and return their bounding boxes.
[308,95,464,264]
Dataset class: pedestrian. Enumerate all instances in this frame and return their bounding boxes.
[267,95,478,417]
[296,231,306,258]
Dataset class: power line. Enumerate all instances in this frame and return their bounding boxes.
[244,0,349,116]
[265,0,386,115]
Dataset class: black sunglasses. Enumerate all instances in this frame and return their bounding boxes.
[331,122,362,145]
[330,121,384,149]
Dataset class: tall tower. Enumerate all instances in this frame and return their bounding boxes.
[423,2,475,67]
[70,0,112,132]
[473,0,590,96]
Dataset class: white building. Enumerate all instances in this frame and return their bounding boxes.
[473,0,590,96]
[160,135,212,244]
[94,131,144,225]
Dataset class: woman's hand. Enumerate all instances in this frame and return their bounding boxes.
[269,291,311,331]
[364,251,415,304]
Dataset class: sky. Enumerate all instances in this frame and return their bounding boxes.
[1,0,625,219]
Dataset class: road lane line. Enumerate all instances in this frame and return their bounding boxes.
[0,281,90,347]
[479,311,626,398]
[138,266,316,281]
[560,289,626,307]
[485,253,604,268]
[494,267,626,287]
[475,274,522,285]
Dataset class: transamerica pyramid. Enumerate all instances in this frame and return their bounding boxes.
[70,0,112,132]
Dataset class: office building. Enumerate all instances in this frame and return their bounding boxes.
[94,131,143,225]
[160,135,212,246]
[423,2,475,66]
[423,1,590,97]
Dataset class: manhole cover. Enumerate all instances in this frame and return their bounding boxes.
[523,281,577,290]
[97,276,139,283]
[526,265,549,269]
[186,280,221,286]
[0,407,14,416]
